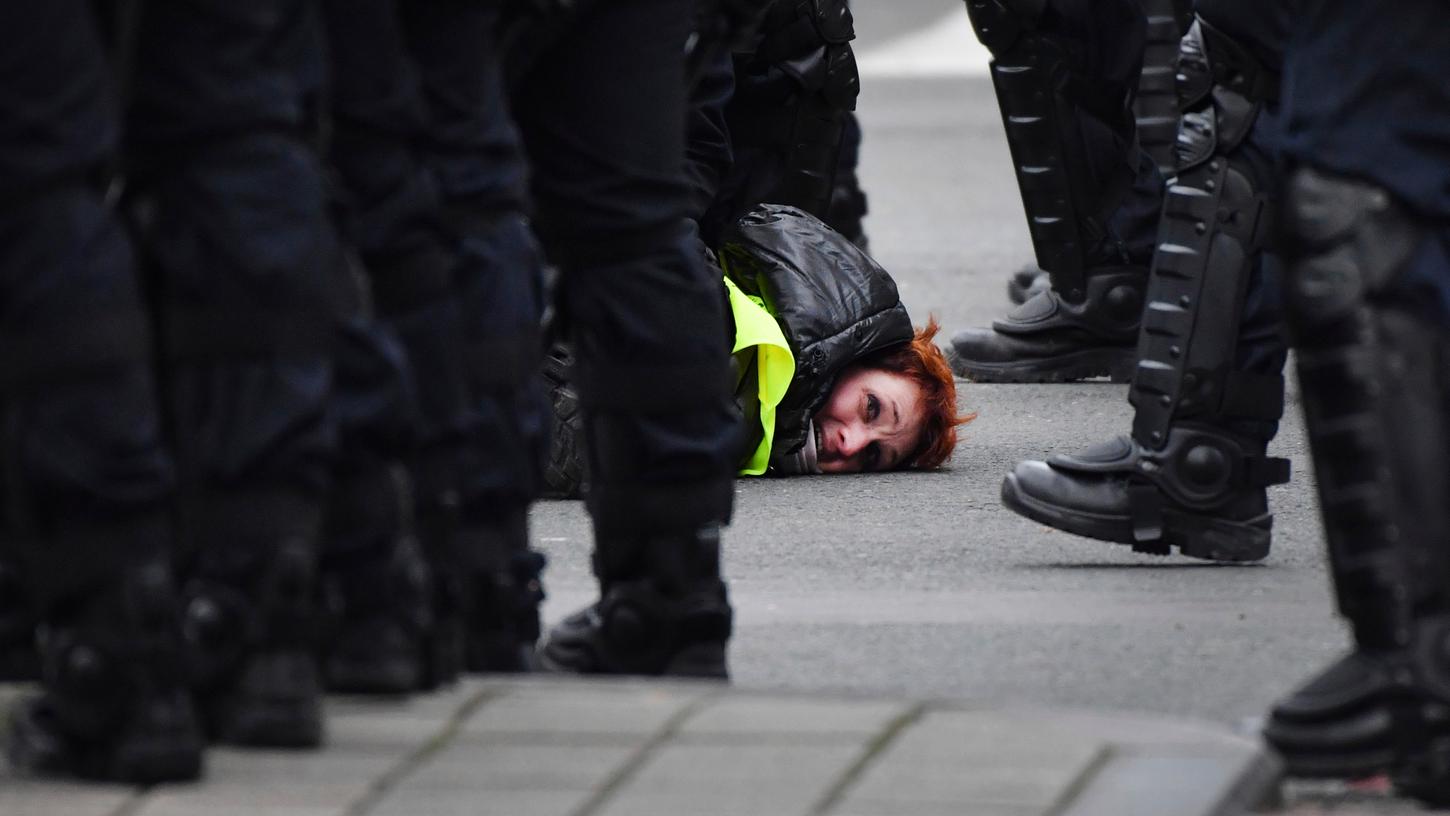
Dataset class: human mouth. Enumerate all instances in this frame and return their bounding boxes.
[814,423,825,458]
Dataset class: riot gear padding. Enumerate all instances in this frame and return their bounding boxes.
[1133,0,1192,176]
[1264,168,1450,797]
[1128,159,1276,444]
[725,0,860,220]
[1281,168,1450,650]
[997,15,1289,559]
[965,0,1140,301]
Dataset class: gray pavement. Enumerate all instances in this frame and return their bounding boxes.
[0,679,1279,816]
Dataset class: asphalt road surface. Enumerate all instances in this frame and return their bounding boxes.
[537,4,1401,810]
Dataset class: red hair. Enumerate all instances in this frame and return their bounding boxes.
[857,316,975,469]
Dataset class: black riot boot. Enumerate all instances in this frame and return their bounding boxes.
[320,464,433,695]
[539,525,732,679]
[1000,15,1289,561]
[1262,169,1450,804]
[184,496,327,748]
[950,0,1153,383]
[7,558,203,783]
[0,559,39,682]
[949,266,1145,382]
[1003,424,1284,561]
[459,509,546,673]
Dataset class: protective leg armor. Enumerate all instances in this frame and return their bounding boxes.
[953,0,1148,382]
[967,0,1140,299]
[1002,0,1189,306]
[725,0,859,220]
[1263,169,1450,800]
[1132,0,1191,176]
[1000,14,1289,561]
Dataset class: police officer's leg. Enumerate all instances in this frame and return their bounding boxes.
[515,0,740,677]
[1002,0,1189,307]
[1264,173,1450,800]
[1261,0,1450,801]
[0,1,201,782]
[701,0,858,239]
[127,0,337,748]
[317,0,450,696]
[319,257,434,695]
[999,5,1291,562]
[1132,0,1192,177]
[948,0,1153,383]
[399,0,550,674]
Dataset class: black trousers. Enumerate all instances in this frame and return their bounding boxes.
[1281,0,1450,324]
[512,0,740,537]
[127,0,337,577]
[0,1,174,608]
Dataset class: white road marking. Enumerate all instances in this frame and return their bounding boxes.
[856,9,992,79]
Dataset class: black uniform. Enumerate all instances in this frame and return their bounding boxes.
[948,0,1159,384]
[994,0,1293,563]
[3,0,344,779]
[520,0,742,677]
[1,3,196,782]
[321,0,549,684]
[1261,0,1450,801]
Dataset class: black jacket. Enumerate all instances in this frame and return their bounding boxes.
[718,204,913,468]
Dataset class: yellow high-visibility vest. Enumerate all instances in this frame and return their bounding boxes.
[722,276,795,475]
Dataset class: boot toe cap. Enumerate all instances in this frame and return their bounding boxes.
[1009,460,1132,517]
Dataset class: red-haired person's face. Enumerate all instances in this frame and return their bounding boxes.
[813,366,925,473]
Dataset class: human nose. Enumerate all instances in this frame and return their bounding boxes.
[837,422,868,458]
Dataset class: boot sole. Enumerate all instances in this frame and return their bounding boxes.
[1001,473,1271,563]
[948,346,1136,384]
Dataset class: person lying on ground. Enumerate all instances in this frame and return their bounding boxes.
[543,204,975,498]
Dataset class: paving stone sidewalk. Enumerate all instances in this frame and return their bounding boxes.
[1,678,1279,816]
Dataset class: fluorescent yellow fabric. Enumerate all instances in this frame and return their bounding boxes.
[723,276,796,475]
